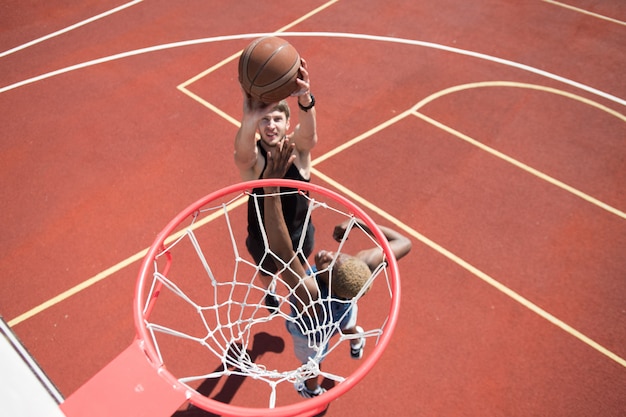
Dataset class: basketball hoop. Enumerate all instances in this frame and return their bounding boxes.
[62,179,401,417]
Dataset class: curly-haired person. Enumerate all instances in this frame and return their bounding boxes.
[261,139,412,398]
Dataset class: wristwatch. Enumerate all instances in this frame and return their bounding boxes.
[298,94,315,112]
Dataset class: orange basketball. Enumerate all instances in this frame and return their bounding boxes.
[238,36,301,103]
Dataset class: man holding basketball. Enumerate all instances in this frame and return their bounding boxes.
[261,139,412,398]
[234,58,318,310]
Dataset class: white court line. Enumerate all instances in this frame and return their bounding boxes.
[542,0,626,26]
[309,84,626,366]
[177,0,338,89]
[5,30,625,370]
[5,34,623,318]
[313,82,626,222]
[2,32,625,108]
[0,0,144,58]
[176,0,339,109]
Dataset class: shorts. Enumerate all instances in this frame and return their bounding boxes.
[285,303,358,364]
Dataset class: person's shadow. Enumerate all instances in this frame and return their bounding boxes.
[171,331,335,416]
[172,331,284,416]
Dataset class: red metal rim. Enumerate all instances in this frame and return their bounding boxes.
[133,179,401,417]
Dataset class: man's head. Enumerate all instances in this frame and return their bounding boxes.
[315,251,372,299]
[334,256,372,299]
[257,100,291,147]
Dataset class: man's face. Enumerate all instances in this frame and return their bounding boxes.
[258,110,290,147]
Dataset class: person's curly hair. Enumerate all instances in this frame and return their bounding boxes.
[333,256,372,299]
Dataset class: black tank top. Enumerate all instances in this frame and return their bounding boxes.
[247,142,312,246]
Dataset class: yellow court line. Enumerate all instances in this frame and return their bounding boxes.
[12,68,624,373]
[12,81,623,325]
[177,0,339,92]
[312,109,413,166]
[411,112,626,221]
[312,167,626,368]
[313,82,625,222]
[8,196,248,328]
[182,86,241,127]
[9,2,344,329]
[412,81,626,122]
[542,0,626,26]
[8,251,146,328]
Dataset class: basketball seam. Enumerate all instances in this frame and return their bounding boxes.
[252,45,299,101]
[251,44,289,86]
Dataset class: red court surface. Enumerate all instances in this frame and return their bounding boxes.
[1,1,625,416]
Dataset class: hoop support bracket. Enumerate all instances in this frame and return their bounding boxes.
[60,339,188,417]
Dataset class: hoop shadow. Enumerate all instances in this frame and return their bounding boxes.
[172,331,285,416]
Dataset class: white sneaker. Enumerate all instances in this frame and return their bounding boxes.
[295,382,326,398]
[350,326,365,359]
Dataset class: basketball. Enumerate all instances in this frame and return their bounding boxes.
[238,36,301,103]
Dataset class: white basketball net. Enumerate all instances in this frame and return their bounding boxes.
[139,185,394,410]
